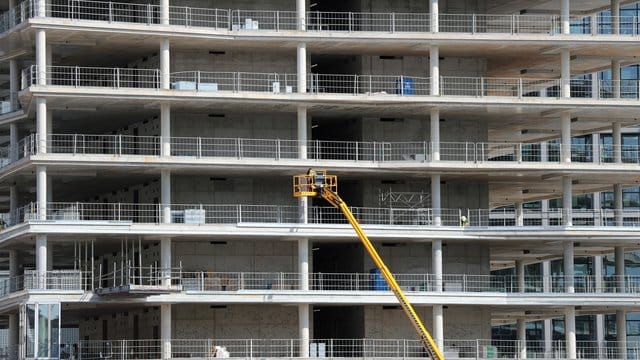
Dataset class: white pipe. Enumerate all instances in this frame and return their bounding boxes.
[430,46,439,96]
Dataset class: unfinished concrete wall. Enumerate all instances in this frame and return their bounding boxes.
[443,243,490,275]
[171,50,296,73]
[361,116,488,143]
[174,240,296,272]
[88,180,160,204]
[172,175,293,205]
[79,307,159,340]
[360,0,485,13]
[172,112,297,139]
[363,243,431,274]
[364,305,431,338]
[444,306,492,341]
[441,180,488,209]
[173,0,295,11]
[361,56,486,77]
[173,304,298,339]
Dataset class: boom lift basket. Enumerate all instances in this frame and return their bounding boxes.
[293,170,338,197]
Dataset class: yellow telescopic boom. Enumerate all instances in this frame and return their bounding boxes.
[293,170,445,360]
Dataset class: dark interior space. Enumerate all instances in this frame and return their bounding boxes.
[308,0,361,31]
[313,306,365,356]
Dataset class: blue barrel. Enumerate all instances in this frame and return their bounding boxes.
[396,77,414,95]
[370,268,389,290]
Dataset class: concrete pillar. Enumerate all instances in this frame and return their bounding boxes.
[430,0,439,33]
[36,98,47,154]
[47,242,53,271]
[561,112,571,163]
[9,60,17,109]
[296,0,306,30]
[10,185,17,225]
[35,30,46,85]
[37,0,46,17]
[596,314,605,358]
[161,103,171,156]
[542,260,551,293]
[431,174,441,225]
[160,39,170,90]
[563,241,575,293]
[160,238,171,287]
[616,310,627,357]
[612,60,621,99]
[430,46,439,95]
[9,123,17,161]
[612,0,621,35]
[36,235,47,287]
[540,141,549,163]
[8,313,17,346]
[561,0,570,35]
[299,304,310,357]
[432,240,442,292]
[592,133,601,164]
[430,108,440,161]
[561,49,571,98]
[8,250,17,279]
[562,176,573,226]
[515,202,524,226]
[161,170,171,224]
[614,184,623,227]
[590,14,599,36]
[160,0,169,25]
[565,307,577,359]
[47,174,52,204]
[615,246,625,292]
[517,319,527,359]
[297,44,307,93]
[432,305,443,350]
[594,255,603,293]
[161,304,171,359]
[298,239,309,291]
[516,260,525,293]
[37,166,47,220]
[297,107,308,223]
[8,0,15,9]
[544,319,553,357]
[612,123,622,163]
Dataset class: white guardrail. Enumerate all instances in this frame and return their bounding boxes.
[21,66,640,101]
[4,0,640,36]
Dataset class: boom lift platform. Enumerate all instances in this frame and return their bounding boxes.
[293,170,445,360]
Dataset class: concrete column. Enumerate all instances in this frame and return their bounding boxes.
[160,238,171,287]
[614,184,623,227]
[160,304,171,359]
[47,242,53,271]
[297,43,307,93]
[299,304,310,357]
[160,0,169,25]
[9,123,17,161]
[431,174,441,225]
[594,255,603,293]
[430,108,440,161]
[37,0,46,17]
[612,60,621,99]
[430,0,439,33]
[612,123,622,163]
[540,141,549,163]
[565,307,577,359]
[561,0,570,35]
[516,202,524,226]
[160,39,170,90]
[161,170,171,224]
[37,166,47,220]
[298,238,309,291]
[612,0,621,35]
[517,319,527,359]
[430,46,439,96]
[36,98,47,154]
[9,60,17,109]
[563,241,575,293]
[8,0,15,9]
[432,240,442,292]
[596,314,605,358]
[615,246,625,292]
[8,250,17,279]
[542,260,551,293]
[562,176,573,226]
[592,133,601,164]
[9,185,17,225]
[8,313,17,346]
[561,49,571,98]
[35,30,46,86]
[47,174,52,204]
[36,235,47,287]
[297,107,308,223]
[432,305,443,350]
[544,319,553,357]
[161,103,171,156]
[616,310,627,356]
[296,0,306,30]
[561,112,571,163]
[590,14,599,36]
[516,260,525,293]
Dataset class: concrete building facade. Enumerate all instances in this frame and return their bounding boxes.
[0,0,638,359]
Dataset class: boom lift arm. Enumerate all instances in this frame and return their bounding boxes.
[293,170,445,360]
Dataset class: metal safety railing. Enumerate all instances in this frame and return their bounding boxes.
[96,263,182,289]
[5,0,640,36]
[55,338,639,360]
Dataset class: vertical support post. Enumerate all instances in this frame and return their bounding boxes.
[561,0,570,35]
[299,304,310,358]
[565,307,577,360]
[517,319,527,359]
[561,113,571,163]
[516,260,525,293]
[594,255,603,293]
[561,48,571,99]
[430,0,439,33]
[596,312,605,358]
[563,241,575,293]
[612,0,621,35]
[432,240,442,292]
[37,165,47,220]
[297,44,306,93]
[614,184,623,227]
[613,123,622,163]
[161,304,171,359]
[430,46,439,96]
[430,108,440,161]
[160,0,169,25]
[35,30,46,86]
[616,310,627,357]
[299,238,309,291]
[542,260,551,293]
[296,0,306,30]
[36,235,47,288]
[562,176,573,226]
[544,318,553,358]
[9,59,17,110]
[612,59,621,99]
[8,312,17,347]
[431,174,441,226]
[9,123,18,161]
[615,246,625,292]
[516,202,524,226]
[161,170,171,224]
[432,305,443,351]
[161,103,171,156]
[160,39,170,90]
[161,238,171,287]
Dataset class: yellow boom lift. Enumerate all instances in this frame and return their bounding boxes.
[293,170,445,360]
